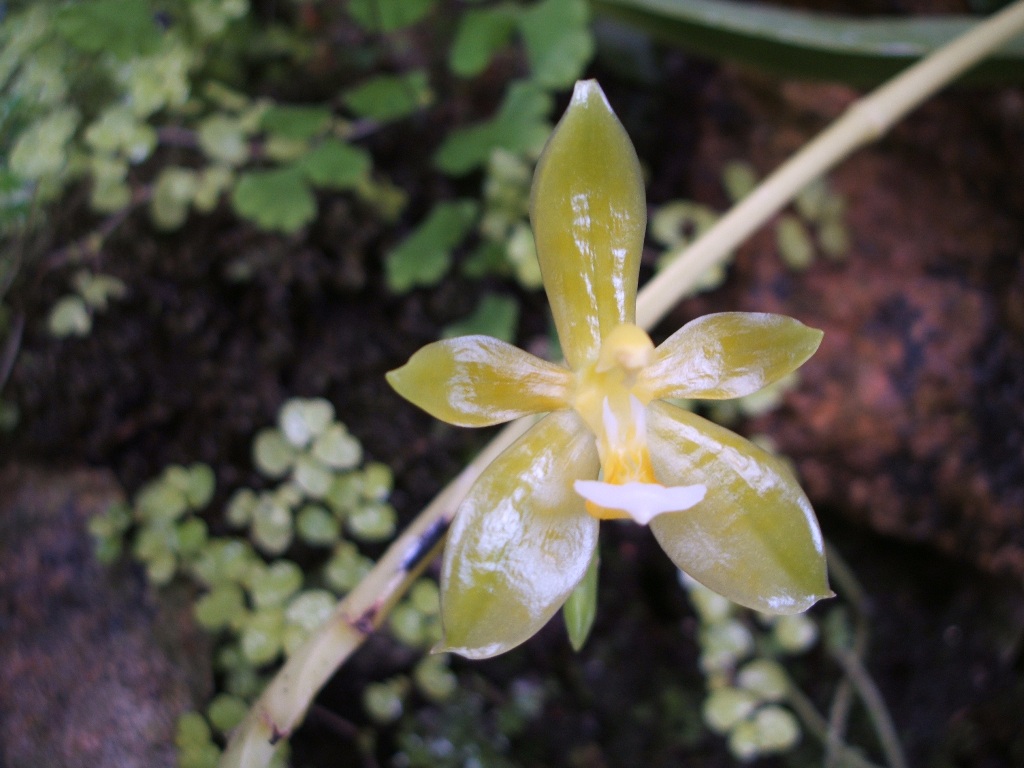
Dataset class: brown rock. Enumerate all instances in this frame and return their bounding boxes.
[665,71,1024,578]
[0,466,211,768]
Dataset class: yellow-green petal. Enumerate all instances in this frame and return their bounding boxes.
[439,410,600,659]
[646,402,831,614]
[639,313,823,401]
[529,79,645,370]
[386,335,572,427]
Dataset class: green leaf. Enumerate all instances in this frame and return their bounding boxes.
[231,168,316,233]
[347,502,397,542]
[591,0,1024,86]
[184,464,216,509]
[413,656,457,702]
[348,0,436,31]
[84,106,157,162]
[251,496,293,554]
[198,115,249,166]
[441,293,519,343]
[47,295,91,338]
[434,82,552,176]
[342,71,431,122]
[284,589,336,632]
[240,608,285,665]
[136,480,189,522]
[311,423,363,469]
[385,200,478,292]
[175,518,209,557]
[194,584,247,631]
[324,541,373,593]
[253,428,297,478]
[361,462,393,501]
[54,0,160,60]
[776,214,815,271]
[279,398,335,447]
[249,560,303,608]
[151,167,199,231]
[562,548,599,651]
[449,5,519,77]
[293,455,334,499]
[73,271,128,311]
[296,140,371,190]
[296,503,340,546]
[206,694,249,734]
[519,0,593,88]
[261,105,332,141]
[226,488,258,528]
[703,686,758,734]
[10,107,80,181]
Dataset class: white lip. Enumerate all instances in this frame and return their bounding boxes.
[574,480,707,525]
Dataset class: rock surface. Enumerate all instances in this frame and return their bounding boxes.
[0,466,211,768]
[663,70,1024,579]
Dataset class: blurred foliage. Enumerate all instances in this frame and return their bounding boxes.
[1,0,597,349]
[88,397,460,765]
[652,160,850,296]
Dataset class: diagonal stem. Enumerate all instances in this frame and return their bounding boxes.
[220,4,1024,765]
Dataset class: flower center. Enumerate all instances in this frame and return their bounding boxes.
[571,324,659,519]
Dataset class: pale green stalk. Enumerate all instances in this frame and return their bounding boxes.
[221,5,1024,765]
[637,0,1024,329]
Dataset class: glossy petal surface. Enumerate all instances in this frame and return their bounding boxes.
[439,410,600,658]
[529,80,645,370]
[639,313,823,401]
[646,402,830,614]
[386,335,572,427]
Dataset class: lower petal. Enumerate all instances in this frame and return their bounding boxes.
[646,402,831,614]
[439,410,600,659]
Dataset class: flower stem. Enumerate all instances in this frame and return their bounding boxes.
[220,4,1024,764]
[636,0,1024,330]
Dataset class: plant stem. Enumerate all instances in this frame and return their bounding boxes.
[221,4,1024,764]
[219,418,533,767]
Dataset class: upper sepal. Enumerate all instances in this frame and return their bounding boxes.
[646,401,831,614]
[639,312,823,401]
[386,335,572,427]
[438,410,600,658]
[530,80,646,370]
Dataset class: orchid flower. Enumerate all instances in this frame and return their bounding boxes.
[387,80,831,659]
